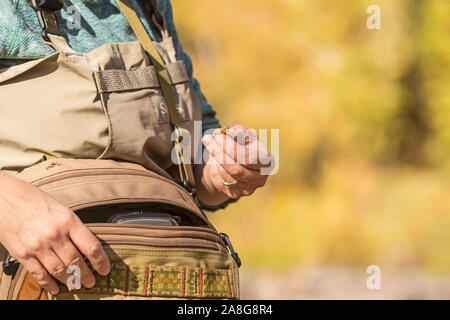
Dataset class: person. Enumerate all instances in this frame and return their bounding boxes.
[0,0,271,296]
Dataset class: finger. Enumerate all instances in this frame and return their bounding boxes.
[216,161,238,185]
[201,134,214,148]
[208,160,239,200]
[210,141,268,184]
[21,257,60,295]
[215,162,240,199]
[213,129,271,169]
[227,125,258,146]
[69,218,110,276]
[217,164,260,197]
[38,249,71,286]
[52,238,96,289]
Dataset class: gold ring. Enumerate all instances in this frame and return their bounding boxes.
[223,180,238,188]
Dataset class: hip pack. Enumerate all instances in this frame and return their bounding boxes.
[0,159,240,300]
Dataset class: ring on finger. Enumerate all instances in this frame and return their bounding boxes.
[223,180,238,188]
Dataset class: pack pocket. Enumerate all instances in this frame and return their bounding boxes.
[48,223,239,300]
[94,66,175,170]
[16,224,240,300]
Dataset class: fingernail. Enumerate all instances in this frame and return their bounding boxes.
[50,288,59,295]
[85,277,95,288]
[100,265,111,276]
[100,269,110,276]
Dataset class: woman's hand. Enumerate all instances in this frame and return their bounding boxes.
[0,172,110,295]
[196,125,273,206]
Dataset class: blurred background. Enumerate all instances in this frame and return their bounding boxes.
[174,0,450,299]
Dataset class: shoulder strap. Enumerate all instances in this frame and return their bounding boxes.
[116,0,196,189]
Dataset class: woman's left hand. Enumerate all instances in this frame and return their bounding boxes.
[196,125,273,205]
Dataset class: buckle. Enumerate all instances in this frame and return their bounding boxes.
[220,233,242,268]
[28,0,64,41]
[2,254,20,277]
[173,126,191,189]
[29,0,63,10]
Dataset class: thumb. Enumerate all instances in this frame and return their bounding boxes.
[202,134,214,148]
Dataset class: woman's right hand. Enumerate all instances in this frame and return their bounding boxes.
[0,171,110,295]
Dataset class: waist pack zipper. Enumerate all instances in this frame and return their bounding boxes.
[98,236,221,252]
[89,224,226,252]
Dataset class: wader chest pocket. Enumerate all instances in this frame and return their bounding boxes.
[93,64,174,168]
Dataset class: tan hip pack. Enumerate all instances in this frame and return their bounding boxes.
[0,159,240,300]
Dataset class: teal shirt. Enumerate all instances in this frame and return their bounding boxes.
[0,0,221,134]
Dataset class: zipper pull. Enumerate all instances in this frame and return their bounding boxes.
[189,187,208,219]
[220,233,242,268]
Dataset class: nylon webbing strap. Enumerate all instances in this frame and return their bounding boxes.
[166,61,190,85]
[94,67,159,94]
[116,0,179,127]
[57,264,236,299]
[116,0,195,188]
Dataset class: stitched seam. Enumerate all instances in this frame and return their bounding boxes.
[181,267,186,297]
[144,266,149,297]
[226,270,232,298]
[199,268,203,298]
[149,270,154,293]
[194,271,198,294]
[124,264,130,295]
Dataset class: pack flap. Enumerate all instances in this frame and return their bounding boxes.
[16,159,212,228]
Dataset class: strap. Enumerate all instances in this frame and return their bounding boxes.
[94,67,160,94]
[116,0,180,127]
[166,61,190,85]
[94,65,187,94]
[53,263,236,299]
[116,0,195,188]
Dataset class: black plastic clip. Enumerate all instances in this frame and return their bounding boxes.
[220,233,242,268]
[31,0,64,10]
[2,254,20,277]
[28,0,63,41]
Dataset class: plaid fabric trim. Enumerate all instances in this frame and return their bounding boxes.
[59,263,236,299]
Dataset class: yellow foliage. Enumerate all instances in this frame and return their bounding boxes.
[173,0,450,272]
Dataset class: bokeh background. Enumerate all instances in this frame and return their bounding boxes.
[174,0,450,299]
